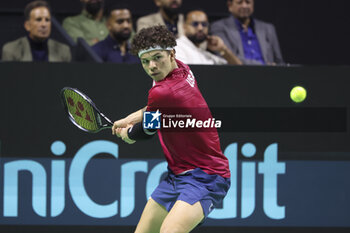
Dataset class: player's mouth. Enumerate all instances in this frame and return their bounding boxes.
[151,72,160,76]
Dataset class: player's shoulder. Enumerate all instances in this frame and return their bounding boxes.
[148,81,178,108]
[149,82,170,98]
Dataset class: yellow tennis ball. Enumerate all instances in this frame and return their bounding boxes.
[290,86,307,103]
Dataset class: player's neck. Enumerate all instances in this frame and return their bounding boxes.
[158,61,178,82]
[168,61,179,77]
[172,60,178,70]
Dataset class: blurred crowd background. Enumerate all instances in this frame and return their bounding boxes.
[0,0,349,65]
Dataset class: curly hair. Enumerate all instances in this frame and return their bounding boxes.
[131,25,177,56]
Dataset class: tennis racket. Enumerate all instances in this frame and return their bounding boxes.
[61,87,113,133]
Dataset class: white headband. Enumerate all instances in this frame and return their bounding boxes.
[138,46,174,58]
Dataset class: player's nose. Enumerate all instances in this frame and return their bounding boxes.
[149,60,157,69]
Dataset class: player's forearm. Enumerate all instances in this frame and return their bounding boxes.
[124,106,147,124]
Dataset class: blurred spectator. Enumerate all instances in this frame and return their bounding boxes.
[137,0,184,38]
[92,4,138,63]
[62,0,108,45]
[211,0,284,65]
[2,0,71,62]
[175,10,242,65]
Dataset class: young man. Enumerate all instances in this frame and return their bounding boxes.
[112,26,230,233]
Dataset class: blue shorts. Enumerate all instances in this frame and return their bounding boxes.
[151,167,231,218]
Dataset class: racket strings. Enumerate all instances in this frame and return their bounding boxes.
[63,90,99,131]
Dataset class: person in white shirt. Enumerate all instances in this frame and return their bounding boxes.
[175,10,242,65]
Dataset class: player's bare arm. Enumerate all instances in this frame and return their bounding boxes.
[112,106,147,136]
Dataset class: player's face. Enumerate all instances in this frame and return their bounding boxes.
[24,7,51,41]
[228,0,254,20]
[185,11,209,45]
[140,50,175,81]
[107,9,132,41]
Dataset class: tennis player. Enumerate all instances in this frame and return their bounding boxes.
[112,25,230,233]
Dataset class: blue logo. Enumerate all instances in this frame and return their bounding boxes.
[143,110,161,129]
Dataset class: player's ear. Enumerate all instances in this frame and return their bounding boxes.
[170,49,176,60]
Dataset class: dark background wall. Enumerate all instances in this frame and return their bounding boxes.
[0,0,350,65]
[0,63,350,233]
[1,63,350,159]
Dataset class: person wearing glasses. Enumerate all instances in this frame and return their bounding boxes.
[175,10,242,65]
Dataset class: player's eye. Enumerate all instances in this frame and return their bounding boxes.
[154,56,162,61]
[142,59,149,64]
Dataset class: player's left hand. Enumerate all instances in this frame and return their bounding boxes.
[119,124,136,144]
